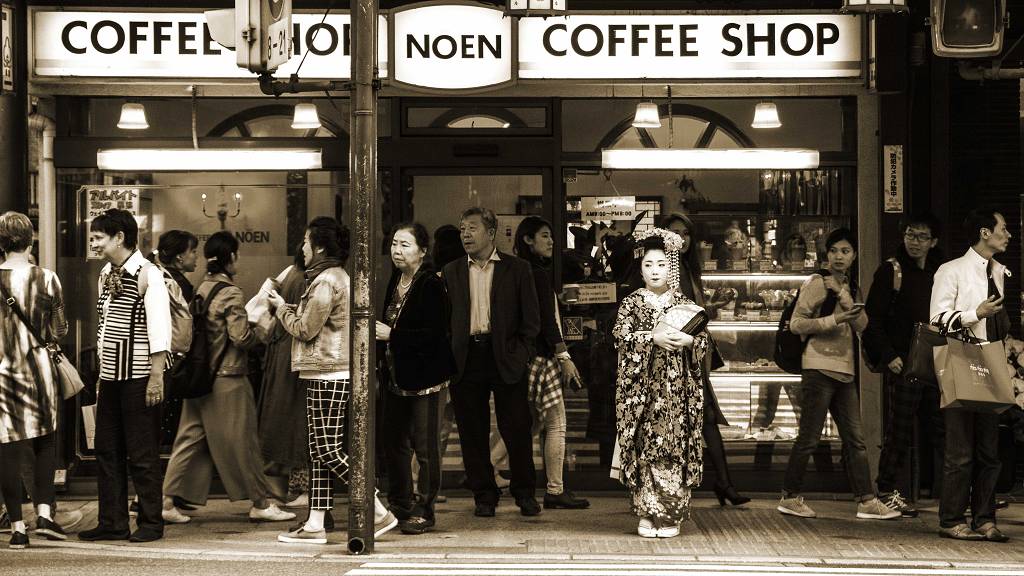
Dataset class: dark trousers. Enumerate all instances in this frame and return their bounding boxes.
[876,372,944,496]
[384,389,444,521]
[451,340,536,505]
[0,433,57,523]
[702,377,732,490]
[95,378,164,534]
[938,408,1001,529]
[784,370,874,499]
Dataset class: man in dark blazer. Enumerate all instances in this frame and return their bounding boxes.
[442,206,542,518]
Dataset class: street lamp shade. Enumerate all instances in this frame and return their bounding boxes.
[631,102,662,129]
[292,102,322,130]
[117,102,149,130]
[751,101,782,129]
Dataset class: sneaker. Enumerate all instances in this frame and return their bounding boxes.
[880,490,919,518]
[283,493,308,509]
[374,511,398,538]
[399,516,435,535]
[277,525,327,544]
[856,497,901,520]
[250,504,297,522]
[777,495,817,518]
[55,509,83,532]
[162,507,191,524]
[637,518,657,538]
[34,517,67,541]
[9,530,28,549]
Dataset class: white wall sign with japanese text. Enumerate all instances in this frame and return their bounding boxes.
[883,144,903,213]
[563,282,617,305]
[581,196,636,220]
[32,10,388,79]
[2,5,14,92]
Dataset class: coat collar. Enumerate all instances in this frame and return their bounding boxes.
[964,247,1006,277]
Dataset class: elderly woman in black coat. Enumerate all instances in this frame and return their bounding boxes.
[376,222,457,536]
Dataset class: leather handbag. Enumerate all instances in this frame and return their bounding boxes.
[904,312,961,387]
[0,281,85,400]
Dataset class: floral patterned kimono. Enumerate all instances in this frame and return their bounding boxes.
[613,288,709,525]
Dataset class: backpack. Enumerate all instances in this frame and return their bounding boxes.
[138,262,193,354]
[774,271,839,375]
[164,281,230,400]
[863,258,902,373]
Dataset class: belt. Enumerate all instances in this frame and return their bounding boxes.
[469,333,492,344]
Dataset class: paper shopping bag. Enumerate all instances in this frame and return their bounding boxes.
[935,337,1015,413]
[245,278,277,343]
[81,404,97,450]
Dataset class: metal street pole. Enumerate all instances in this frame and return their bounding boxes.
[346,0,379,556]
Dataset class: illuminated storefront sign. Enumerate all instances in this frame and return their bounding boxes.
[32,11,389,79]
[519,14,862,79]
[31,7,863,87]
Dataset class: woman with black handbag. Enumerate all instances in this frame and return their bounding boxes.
[0,211,69,548]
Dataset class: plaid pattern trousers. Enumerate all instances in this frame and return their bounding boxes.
[304,378,351,511]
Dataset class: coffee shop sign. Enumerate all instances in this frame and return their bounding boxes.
[32,6,862,90]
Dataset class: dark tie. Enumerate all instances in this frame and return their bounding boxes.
[986,260,1003,342]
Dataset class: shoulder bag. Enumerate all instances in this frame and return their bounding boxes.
[0,280,84,400]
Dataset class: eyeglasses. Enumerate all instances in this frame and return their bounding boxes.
[904,232,933,243]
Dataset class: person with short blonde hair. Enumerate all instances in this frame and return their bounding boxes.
[0,211,69,549]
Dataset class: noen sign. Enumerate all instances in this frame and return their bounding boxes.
[393,4,512,90]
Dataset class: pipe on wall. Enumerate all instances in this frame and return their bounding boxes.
[28,110,56,270]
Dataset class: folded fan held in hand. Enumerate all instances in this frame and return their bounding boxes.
[654,303,709,337]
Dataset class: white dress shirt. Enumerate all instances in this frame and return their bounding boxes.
[468,249,500,335]
[929,247,1007,342]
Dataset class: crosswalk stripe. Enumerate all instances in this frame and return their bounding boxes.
[344,562,1022,576]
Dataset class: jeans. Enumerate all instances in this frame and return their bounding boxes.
[938,408,1001,529]
[451,340,536,505]
[95,378,164,534]
[491,397,568,495]
[384,389,444,520]
[876,372,945,496]
[783,370,874,500]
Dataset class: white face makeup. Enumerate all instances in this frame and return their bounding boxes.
[641,248,670,291]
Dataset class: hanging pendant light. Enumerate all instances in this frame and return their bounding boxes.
[117,102,149,130]
[291,102,322,130]
[631,102,661,129]
[751,101,782,129]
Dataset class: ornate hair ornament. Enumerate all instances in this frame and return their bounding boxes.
[632,227,684,290]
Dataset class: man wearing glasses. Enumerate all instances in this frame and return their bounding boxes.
[863,214,942,518]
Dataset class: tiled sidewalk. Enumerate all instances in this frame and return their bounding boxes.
[5,494,1024,568]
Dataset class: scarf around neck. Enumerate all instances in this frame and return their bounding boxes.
[305,257,343,283]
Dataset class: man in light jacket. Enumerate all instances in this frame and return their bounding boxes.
[930,207,1011,542]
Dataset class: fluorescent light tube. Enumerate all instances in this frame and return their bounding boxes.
[97,149,323,171]
[601,148,820,170]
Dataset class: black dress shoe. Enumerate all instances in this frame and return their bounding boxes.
[474,503,496,517]
[544,491,590,509]
[129,528,163,543]
[9,531,28,549]
[516,497,542,517]
[34,516,67,541]
[78,526,131,541]
[996,499,1009,510]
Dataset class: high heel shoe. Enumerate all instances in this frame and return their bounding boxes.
[714,485,751,506]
